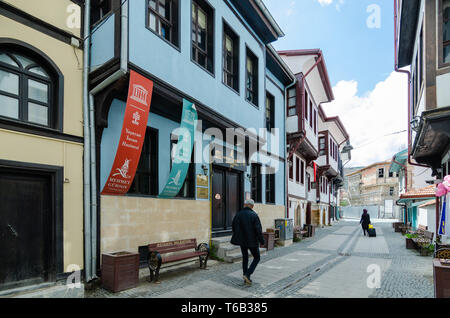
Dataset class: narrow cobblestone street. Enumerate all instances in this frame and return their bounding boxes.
[87,219,435,298]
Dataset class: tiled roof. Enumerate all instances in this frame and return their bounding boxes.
[400,185,436,199]
[418,200,436,208]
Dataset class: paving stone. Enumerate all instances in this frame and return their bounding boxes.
[86,219,435,299]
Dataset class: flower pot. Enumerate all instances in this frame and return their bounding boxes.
[261,232,275,251]
[406,238,415,249]
[101,251,140,293]
[420,248,431,256]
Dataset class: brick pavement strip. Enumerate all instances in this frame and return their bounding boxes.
[86,219,435,298]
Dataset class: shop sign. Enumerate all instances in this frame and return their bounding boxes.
[101,70,153,195]
[196,187,209,200]
[197,174,209,187]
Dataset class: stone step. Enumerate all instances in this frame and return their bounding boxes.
[211,236,267,263]
[224,248,267,263]
[215,243,242,259]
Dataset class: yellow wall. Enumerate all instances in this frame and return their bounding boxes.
[3,0,82,38]
[0,129,84,270]
[0,7,84,271]
[0,16,84,137]
[100,196,211,256]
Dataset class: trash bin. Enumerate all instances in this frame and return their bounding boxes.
[303,224,316,237]
[102,251,139,293]
[275,219,294,241]
[261,232,275,251]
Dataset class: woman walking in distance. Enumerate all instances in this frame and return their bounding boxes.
[360,209,371,236]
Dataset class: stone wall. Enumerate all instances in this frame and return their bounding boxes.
[100,196,210,256]
[253,204,286,231]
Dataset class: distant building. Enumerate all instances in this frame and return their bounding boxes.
[345,161,401,219]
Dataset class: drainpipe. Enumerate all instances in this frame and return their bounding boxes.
[392,157,408,193]
[82,0,92,282]
[84,0,129,281]
[393,0,429,170]
[396,199,408,223]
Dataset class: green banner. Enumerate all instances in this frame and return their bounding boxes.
[159,99,198,198]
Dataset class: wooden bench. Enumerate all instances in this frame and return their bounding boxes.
[293,226,308,240]
[399,222,412,234]
[147,239,209,283]
[393,222,404,232]
[411,230,434,254]
[409,224,427,235]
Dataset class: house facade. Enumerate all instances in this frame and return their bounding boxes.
[88,0,293,272]
[278,49,350,228]
[396,0,449,192]
[317,106,350,224]
[395,0,450,235]
[0,0,84,291]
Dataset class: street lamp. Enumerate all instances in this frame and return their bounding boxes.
[410,116,421,132]
[342,141,353,154]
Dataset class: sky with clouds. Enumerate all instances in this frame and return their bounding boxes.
[264,0,408,167]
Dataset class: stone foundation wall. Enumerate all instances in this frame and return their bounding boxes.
[253,204,286,231]
[100,196,210,256]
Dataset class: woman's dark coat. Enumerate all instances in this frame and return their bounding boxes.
[231,207,265,248]
[360,212,371,230]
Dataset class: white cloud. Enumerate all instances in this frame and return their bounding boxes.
[321,71,409,168]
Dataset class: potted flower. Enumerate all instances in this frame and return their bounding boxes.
[405,233,417,249]
[420,244,435,257]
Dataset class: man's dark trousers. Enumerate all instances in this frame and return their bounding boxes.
[240,246,260,279]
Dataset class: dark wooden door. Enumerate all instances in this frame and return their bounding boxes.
[226,171,240,228]
[306,202,312,225]
[212,166,242,233]
[212,168,225,231]
[0,170,51,290]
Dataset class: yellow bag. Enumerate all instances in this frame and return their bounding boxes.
[368,224,374,229]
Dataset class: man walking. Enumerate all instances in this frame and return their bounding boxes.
[231,199,265,285]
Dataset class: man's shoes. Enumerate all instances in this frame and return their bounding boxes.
[243,275,252,285]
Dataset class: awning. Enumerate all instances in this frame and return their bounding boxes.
[398,185,435,205]
[389,149,408,173]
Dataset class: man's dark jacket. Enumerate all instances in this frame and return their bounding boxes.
[231,207,265,248]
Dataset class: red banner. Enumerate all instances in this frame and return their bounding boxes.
[101,70,153,195]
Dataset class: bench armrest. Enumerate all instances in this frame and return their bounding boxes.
[196,243,210,255]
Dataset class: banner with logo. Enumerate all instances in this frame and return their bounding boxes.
[159,99,198,198]
[101,70,153,195]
